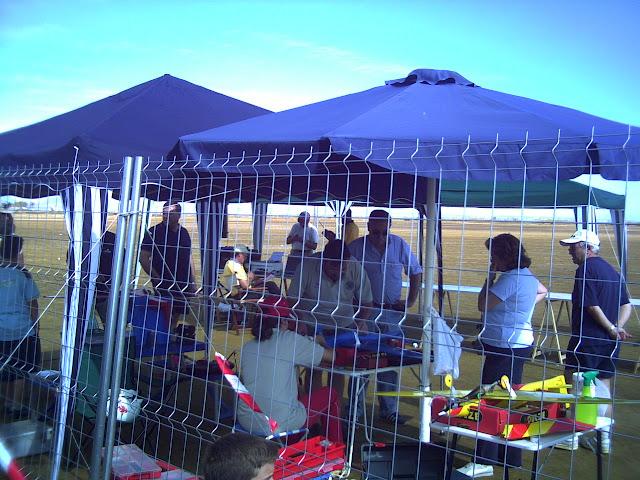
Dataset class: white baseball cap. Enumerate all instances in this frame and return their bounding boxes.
[559,229,600,247]
[234,244,250,254]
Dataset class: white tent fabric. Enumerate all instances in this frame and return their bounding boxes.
[53,185,107,479]
[326,200,353,239]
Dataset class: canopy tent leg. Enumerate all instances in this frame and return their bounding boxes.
[196,198,225,355]
[419,177,439,444]
[252,202,268,253]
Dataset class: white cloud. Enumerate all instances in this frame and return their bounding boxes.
[0,23,67,40]
[253,32,410,79]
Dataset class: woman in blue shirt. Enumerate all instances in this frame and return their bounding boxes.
[0,235,40,419]
[458,233,547,478]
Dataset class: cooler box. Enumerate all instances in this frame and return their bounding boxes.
[0,419,53,459]
[361,443,445,480]
[274,436,345,480]
[107,444,162,480]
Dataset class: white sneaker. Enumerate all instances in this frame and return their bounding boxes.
[457,462,494,478]
[555,434,579,451]
[580,431,611,454]
[601,430,611,454]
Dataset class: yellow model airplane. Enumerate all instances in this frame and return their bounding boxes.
[378,374,639,405]
[378,374,640,439]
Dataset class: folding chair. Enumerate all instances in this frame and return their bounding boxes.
[128,294,206,404]
[215,281,247,334]
[266,251,285,263]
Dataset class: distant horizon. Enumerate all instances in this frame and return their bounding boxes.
[3,194,635,226]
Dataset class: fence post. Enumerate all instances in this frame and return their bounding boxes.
[100,156,144,479]
[88,156,135,480]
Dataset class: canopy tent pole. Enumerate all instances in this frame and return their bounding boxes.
[252,201,268,253]
[196,198,225,353]
[88,157,135,480]
[419,177,438,443]
[612,209,628,280]
[133,196,152,285]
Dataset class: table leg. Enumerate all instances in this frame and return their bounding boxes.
[530,450,539,480]
[444,434,459,480]
[553,301,567,364]
[358,375,373,444]
[532,300,551,361]
[596,430,603,480]
[345,375,361,472]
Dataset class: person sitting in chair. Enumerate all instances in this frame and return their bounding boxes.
[218,244,278,332]
[236,297,343,443]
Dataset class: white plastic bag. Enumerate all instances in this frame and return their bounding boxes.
[594,377,611,417]
[430,307,463,379]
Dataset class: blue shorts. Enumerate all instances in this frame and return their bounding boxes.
[565,344,619,379]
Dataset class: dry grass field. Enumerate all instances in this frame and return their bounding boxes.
[8,210,640,479]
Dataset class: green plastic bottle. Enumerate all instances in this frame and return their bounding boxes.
[575,371,598,425]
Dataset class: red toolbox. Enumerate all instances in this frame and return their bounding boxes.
[274,436,345,480]
[108,445,199,480]
[108,444,162,480]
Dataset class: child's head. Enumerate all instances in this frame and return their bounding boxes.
[204,433,279,480]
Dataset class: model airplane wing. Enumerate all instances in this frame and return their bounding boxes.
[377,390,640,404]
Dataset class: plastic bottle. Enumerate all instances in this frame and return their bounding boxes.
[575,371,598,425]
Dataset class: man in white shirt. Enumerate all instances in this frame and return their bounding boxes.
[284,211,319,277]
[349,209,423,424]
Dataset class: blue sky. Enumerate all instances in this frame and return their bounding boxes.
[1,0,639,217]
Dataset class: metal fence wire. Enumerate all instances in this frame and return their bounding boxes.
[0,136,639,480]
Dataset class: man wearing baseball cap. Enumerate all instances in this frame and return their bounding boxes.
[559,229,632,453]
[218,244,278,333]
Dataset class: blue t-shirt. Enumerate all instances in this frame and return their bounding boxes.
[480,267,539,348]
[569,256,629,348]
[0,266,40,341]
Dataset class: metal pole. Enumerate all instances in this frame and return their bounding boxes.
[101,156,144,480]
[89,157,134,480]
[419,177,438,443]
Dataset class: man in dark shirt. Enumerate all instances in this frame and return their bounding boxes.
[560,229,631,451]
[139,201,197,328]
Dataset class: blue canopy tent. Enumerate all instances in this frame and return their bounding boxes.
[0,74,270,478]
[168,68,639,442]
[0,74,270,197]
